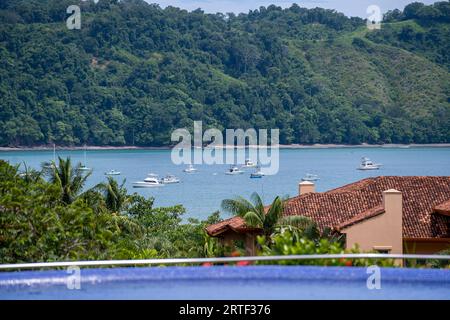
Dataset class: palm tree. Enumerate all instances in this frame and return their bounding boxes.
[277,216,345,245]
[44,157,91,204]
[94,176,129,213]
[19,162,43,184]
[221,192,285,241]
[221,193,325,243]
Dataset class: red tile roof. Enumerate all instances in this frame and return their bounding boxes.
[205,216,260,236]
[206,176,450,239]
[335,205,385,231]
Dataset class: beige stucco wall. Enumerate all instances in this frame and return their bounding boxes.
[298,181,315,195]
[342,189,403,256]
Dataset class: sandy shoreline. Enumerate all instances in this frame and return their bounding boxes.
[1,143,450,152]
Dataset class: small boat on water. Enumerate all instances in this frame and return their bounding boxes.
[301,173,320,181]
[358,157,382,170]
[160,174,180,184]
[225,166,244,175]
[183,164,198,173]
[44,144,57,169]
[78,146,91,171]
[105,169,121,176]
[133,174,163,188]
[242,159,257,168]
[250,166,264,179]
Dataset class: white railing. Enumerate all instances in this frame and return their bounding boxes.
[0,253,449,270]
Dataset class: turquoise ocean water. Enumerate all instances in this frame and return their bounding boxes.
[1,147,449,219]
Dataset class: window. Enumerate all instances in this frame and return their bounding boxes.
[373,246,392,254]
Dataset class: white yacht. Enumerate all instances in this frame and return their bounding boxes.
[133,174,163,188]
[183,164,198,173]
[250,166,264,179]
[358,157,382,170]
[160,174,180,184]
[225,166,244,175]
[242,159,257,168]
[301,173,320,181]
[105,169,121,176]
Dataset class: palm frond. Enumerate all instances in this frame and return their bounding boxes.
[221,196,255,216]
[278,215,314,229]
[243,211,264,228]
[264,196,284,230]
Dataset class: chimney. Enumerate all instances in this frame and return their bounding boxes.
[382,189,403,258]
[382,189,402,220]
[299,181,315,195]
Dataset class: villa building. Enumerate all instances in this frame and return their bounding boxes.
[206,176,450,256]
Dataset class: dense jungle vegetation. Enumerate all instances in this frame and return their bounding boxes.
[0,0,449,146]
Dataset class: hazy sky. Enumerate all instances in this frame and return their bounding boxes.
[145,0,438,18]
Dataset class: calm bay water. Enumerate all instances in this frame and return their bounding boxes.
[1,147,449,220]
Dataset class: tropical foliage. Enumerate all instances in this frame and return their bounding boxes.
[43,157,91,204]
[220,192,396,266]
[0,0,449,147]
[221,192,285,241]
[256,229,396,267]
[0,159,220,263]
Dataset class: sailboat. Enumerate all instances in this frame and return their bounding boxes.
[44,144,56,169]
[250,166,265,178]
[78,145,91,171]
[183,164,198,173]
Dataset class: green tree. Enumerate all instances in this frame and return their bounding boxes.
[44,157,91,204]
[94,176,129,213]
[221,193,285,242]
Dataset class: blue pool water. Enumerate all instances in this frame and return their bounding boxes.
[0,266,449,300]
[1,147,449,219]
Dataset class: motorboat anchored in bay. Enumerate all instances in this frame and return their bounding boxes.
[358,157,382,170]
[225,165,244,175]
[183,164,198,173]
[160,174,180,184]
[105,169,121,176]
[242,159,257,168]
[133,174,164,188]
[301,173,320,181]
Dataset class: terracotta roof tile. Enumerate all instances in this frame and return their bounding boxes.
[207,176,450,239]
[205,216,257,236]
[335,205,385,231]
[284,176,450,238]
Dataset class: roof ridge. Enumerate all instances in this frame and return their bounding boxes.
[335,205,385,231]
[326,177,377,194]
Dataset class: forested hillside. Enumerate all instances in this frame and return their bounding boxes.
[0,0,449,146]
